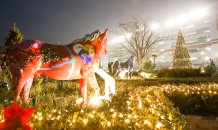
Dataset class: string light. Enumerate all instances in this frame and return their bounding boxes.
[83,119,87,123]
[1,83,216,129]
[125,119,130,123]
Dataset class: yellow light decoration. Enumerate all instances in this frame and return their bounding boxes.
[125,119,130,123]
[148,122,151,126]
[156,122,162,128]
[83,119,87,123]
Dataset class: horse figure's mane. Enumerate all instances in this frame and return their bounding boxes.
[124,55,135,65]
[70,30,103,44]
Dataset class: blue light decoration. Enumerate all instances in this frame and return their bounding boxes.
[2,82,8,88]
[2,77,8,88]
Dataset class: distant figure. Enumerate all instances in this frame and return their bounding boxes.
[210,58,215,66]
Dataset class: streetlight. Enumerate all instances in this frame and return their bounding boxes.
[152,55,157,70]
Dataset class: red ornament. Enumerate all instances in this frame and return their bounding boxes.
[0,103,36,130]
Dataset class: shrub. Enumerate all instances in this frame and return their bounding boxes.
[0,85,186,130]
[162,83,218,116]
[204,63,216,74]
[157,68,209,78]
[212,72,218,77]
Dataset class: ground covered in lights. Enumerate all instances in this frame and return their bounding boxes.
[1,83,218,130]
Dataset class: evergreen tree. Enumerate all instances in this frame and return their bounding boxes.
[143,59,155,73]
[171,29,193,69]
[3,23,24,46]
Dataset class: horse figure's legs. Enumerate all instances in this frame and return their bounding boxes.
[108,62,113,76]
[113,69,120,78]
[130,71,133,79]
[127,71,129,79]
[81,65,100,98]
[78,78,87,107]
[20,76,34,103]
[11,57,41,102]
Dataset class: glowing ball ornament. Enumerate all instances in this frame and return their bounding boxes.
[2,82,8,89]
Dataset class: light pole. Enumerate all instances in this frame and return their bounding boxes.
[152,55,157,70]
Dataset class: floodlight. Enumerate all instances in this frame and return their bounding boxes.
[191,8,207,18]
[177,15,187,23]
[151,24,159,30]
[166,19,175,26]
[111,36,125,43]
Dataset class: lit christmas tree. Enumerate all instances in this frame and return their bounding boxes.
[171,29,193,69]
[3,23,24,46]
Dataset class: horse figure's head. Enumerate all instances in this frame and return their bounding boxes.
[98,29,108,55]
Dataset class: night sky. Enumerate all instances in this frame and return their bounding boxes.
[0,0,216,46]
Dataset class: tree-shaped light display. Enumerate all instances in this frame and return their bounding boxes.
[171,29,193,69]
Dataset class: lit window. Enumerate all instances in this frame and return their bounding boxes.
[159,34,164,37]
[186,39,197,44]
[161,56,165,58]
[204,20,209,23]
[206,47,211,51]
[203,30,210,33]
[159,42,164,44]
[185,32,196,36]
[159,49,165,51]
[191,57,198,60]
[185,24,195,29]
[207,38,211,41]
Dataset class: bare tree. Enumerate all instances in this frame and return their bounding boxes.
[113,15,166,71]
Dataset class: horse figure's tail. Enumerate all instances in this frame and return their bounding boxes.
[0,45,11,73]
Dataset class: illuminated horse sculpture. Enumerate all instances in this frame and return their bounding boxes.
[1,29,108,107]
[108,55,135,79]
